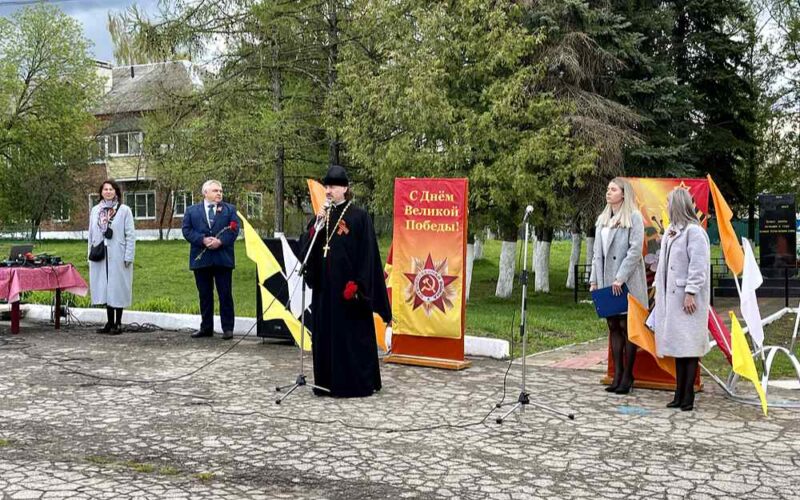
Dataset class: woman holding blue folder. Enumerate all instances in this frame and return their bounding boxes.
[590,178,648,394]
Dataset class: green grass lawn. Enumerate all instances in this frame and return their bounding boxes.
[467,239,601,353]
[6,238,800,368]
[3,238,601,351]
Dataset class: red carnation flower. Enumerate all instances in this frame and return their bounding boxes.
[343,281,359,300]
[194,219,238,261]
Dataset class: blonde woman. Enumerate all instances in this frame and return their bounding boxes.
[590,178,648,394]
[653,189,710,411]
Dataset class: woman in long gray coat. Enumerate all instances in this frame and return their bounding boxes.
[88,180,135,335]
[590,177,648,394]
[653,188,710,411]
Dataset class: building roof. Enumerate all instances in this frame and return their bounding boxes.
[94,61,204,116]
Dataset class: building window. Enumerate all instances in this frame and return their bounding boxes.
[124,191,156,220]
[173,190,192,217]
[107,131,143,157]
[246,192,263,219]
[52,201,70,223]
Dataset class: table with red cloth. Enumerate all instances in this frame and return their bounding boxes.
[0,264,88,334]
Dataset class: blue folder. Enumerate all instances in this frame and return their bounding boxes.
[590,283,630,318]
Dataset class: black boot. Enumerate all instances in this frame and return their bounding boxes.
[96,306,114,333]
[110,308,124,335]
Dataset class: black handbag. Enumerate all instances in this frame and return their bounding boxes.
[89,242,105,262]
[104,204,119,239]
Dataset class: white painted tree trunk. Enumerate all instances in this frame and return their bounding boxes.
[566,232,582,289]
[474,238,484,261]
[534,241,551,293]
[465,243,475,302]
[585,237,594,266]
[530,231,538,272]
[495,240,516,298]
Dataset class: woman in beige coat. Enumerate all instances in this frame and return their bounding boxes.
[590,178,648,394]
[653,188,710,411]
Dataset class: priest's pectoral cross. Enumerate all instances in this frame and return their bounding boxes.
[323,244,330,258]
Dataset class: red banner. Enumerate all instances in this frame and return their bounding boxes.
[390,178,468,361]
[626,177,710,258]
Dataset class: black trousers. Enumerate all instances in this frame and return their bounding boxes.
[674,357,699,406]
[193,266,234,333]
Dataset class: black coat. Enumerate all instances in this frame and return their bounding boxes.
[302,202,391,397]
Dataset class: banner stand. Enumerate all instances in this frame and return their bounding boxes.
[387,178,470,370]
[385,353,471,370]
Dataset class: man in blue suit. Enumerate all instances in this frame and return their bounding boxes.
[182,180,241,340]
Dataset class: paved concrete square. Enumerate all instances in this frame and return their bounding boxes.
[1,325,799,499]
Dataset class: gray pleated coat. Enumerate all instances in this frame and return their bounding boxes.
[88,204,136,308]
[652,223,711,358]
[589,211,649,308]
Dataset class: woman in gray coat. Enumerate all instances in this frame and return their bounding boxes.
[88,180,136,335]
[590,177,648,394]
[653,188,710,411]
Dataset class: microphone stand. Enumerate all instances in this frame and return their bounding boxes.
[275,210,330,404]
[493,209,575,423]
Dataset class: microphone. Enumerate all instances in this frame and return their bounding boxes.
[314,199,332,231]
[523,205,534,221]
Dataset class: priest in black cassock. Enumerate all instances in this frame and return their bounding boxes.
[301,165,392,398]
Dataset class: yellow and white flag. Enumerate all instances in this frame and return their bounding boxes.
[729,312,768,416]
[238,211,282,282]
[239,212,312,351]
[259,284,312,351]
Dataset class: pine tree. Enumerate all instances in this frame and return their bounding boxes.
[336,0,595,297]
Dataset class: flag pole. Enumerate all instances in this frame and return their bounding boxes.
[698,361,734,396]
[709,308,732,355]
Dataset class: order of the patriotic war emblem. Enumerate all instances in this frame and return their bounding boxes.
[403,254,458,315]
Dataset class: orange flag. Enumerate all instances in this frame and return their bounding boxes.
[707,175,744,276]
[627,295,676,378]
[373,315,388,352]
[307,179,327,215]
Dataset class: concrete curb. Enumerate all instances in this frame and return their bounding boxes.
[22,304,510,359]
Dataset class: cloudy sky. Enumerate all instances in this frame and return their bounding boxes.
[0,0,161,64]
